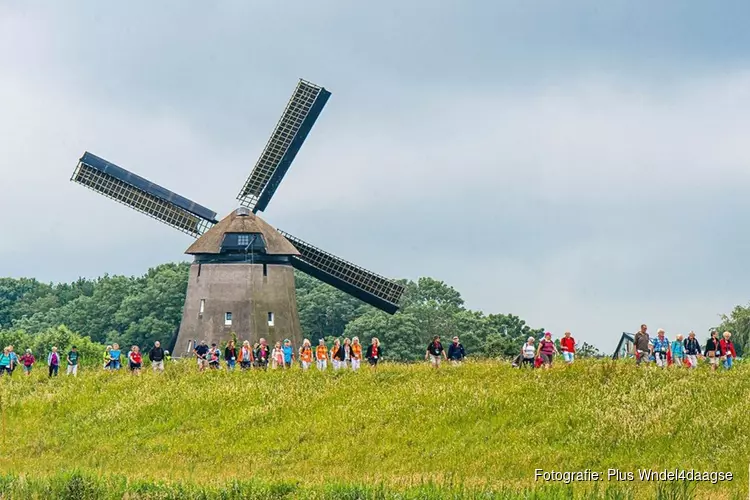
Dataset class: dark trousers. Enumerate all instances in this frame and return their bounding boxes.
[49,364,59,377]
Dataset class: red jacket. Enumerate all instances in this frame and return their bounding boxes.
[560,337,575,353]
[720,339,736,357]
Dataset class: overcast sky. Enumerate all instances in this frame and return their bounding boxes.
[2,1,750,351]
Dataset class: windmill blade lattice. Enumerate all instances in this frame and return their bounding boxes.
[237,79,330,213]
[278,230,405,314]
[72,152,218,238]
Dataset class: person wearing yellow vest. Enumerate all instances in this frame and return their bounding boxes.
[316,339,328,371]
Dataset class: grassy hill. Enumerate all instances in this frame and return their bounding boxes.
[2,360,748,499]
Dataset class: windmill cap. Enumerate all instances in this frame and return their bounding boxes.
[185,209,299,256]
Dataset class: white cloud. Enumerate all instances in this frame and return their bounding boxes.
[273,72,750,215]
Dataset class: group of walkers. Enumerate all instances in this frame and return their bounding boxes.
[0,345,82,377]
[0,342,172,377]
[4,324,736,377]
[514,331,577,369]
[425,335,467,368]
[101,341,170,374]
[632,324,737,370]
[192,336,385,371]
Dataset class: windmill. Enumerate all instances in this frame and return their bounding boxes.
[71,79,405,354]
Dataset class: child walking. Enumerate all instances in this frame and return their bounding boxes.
[272,341,285,369]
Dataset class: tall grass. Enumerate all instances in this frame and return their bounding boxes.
[2,360,748,499]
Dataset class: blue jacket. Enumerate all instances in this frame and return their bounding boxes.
[447,343,466,360]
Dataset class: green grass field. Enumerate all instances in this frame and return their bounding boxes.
[2,360,748,499]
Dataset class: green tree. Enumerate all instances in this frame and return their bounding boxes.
[344,311,421,361]
[716,304,750,357]
[296,272,368,339]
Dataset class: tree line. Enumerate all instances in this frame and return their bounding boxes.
[0,262,605,361]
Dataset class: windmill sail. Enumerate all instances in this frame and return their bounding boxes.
[72,152,218,237]
[278,230,404,314]
[237,79,331,213]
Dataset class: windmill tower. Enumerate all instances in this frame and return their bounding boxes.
[71,80,405,354]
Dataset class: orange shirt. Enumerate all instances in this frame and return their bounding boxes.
[352,343,362,359]
[331,345,340,359]
[316,345,328,360]
[300,347,313,363]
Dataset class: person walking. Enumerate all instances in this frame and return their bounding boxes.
[339,338,353,369]
[447,336,466,364]
[149,341,166,372]
[256,338,270,370]
[316,339,328,371]
[634,324,651,366]
[282,339,295,369]
[683,331,701,369]
[271,341,284,369]
[560,331,576,365]
[208,343,221,370]
[110,343,122,370]
[330,339,342,371]
[66,346,80,377]
[103,345,112,370]
[351,337,363,371]
[720,331,737,370]
[0,347,11,376]
[194,340,209,372]
[128,346,142,375]
[536,332,558,369]
[224,340,237,371]
[704,330,721,371]
[521,337,536,368]
[426,335,447,369]
[366,338,382,369]
[652,330,670,368]
[7,346,18,376]
[20,349,35,376]
[299,339,313,370]
[47,347,60,377]
[671,334,685,367]
[239,340,254,370]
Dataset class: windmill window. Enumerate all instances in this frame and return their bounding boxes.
[199,299,205,314]
[225,312,233,326]
[267,312,275,327]
[237,234,250,246]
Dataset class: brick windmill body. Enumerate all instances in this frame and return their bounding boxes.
[177,207,302,350]
[71,80,405,354]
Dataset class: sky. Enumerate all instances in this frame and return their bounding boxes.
[2,0,750,351]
